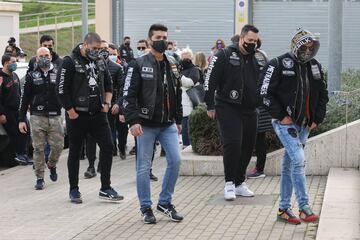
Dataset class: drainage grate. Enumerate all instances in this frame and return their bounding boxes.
[208,194,279,206]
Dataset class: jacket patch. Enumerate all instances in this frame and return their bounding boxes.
[204,56,218,91]
[260,65,275,95]
[282,70,295,76]
[230,90,239,100]
[123,67,133,97]
[141,108,149,115]
[37,105,44,111]
[50,73,57,83]
[142,67,153,73]
[286,106,292,116]
[311,64,321,79]
[229,52,240,61]
[282,58,294,69]
[32,71,42,78]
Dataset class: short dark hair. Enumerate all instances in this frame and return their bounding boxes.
[84,32,102,44]
[2,54,12,66]
[40,35,54,44]
[231,34,240,44]
[124,36,130,41]
[148,24,168,39]
[108,43,118,50]
[137,39,149,47]
[167,41,174,46]
[240,24,259,37]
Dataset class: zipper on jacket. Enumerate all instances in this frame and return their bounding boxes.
[295,64,304,123]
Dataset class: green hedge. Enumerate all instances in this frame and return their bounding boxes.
[189,70,360,155]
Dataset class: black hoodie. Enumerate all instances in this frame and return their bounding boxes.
[0,69,21,115]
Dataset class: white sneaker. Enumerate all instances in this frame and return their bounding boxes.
[224,181,236,201]
[235,182,254,197]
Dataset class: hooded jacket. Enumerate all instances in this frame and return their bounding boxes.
[0,69,21,115]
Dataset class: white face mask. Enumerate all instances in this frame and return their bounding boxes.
[137,50,145,57]
[109,55,118,62]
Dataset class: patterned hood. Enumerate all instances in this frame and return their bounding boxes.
[290,28,320,63]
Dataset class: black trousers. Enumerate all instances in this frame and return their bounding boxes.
[255,132,267,172]
[108,112,128,153]
[86,134,97,167]
[216,102,257,186]
[67,112,113,190]
[3,109,27,156]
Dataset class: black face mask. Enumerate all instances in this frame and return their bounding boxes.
[243,42,257,54]
[85,48,99,61]
[179,59,193,70]
[151,40,168,54]
[99,49,109,60]
[124,42,130,47]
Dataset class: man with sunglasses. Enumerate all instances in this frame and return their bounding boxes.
[57,32,123,204]
[120,36,134,64]
[122,24,183,224]
[260,28,328,224]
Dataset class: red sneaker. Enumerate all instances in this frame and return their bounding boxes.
[299,206,320,223]
[277,208,301,225]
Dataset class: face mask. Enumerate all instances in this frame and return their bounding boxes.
[99,50,109,60]
[124,42,130,47]
[180,59,192,69]
[48,47,53,54]
[38,57,51,69]
[86,48,99,61]
[109,55,118,62]
[298,52,312,63]
[151,40,167,54]
[9,63,17,72]
[243,42,257,54]
[217,44,223,49]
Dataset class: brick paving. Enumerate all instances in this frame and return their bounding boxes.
[0,145,326,240]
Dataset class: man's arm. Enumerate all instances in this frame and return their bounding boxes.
[204,50,226,111]
[259,58,287,121]
[18,73,33,122]
[314,63,329,125]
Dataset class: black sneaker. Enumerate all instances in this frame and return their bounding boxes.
[150,172,158,181]
[34,179,45,190]
[129,146,136,155]
[49,166,58,182]
[141,208,156,224]
[157,204,184,222]
[15,154,28,165]
[99,187,124,201]
[84,167,97,178]
[119,150,126,160]
[69,188,83,204]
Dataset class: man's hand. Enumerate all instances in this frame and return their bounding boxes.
[111,104,120,115]
[119,115,126,123]
[130,124,143,137]
[101,103,110,113]
[280,116,293,125]
[0,115,7,124]
[310,122,317,130]
[19,122,27,134]
[67,108,79,120]
[207,110,216,119]
[176,124,182,134]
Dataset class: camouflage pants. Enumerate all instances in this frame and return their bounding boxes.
[30,115,63,179]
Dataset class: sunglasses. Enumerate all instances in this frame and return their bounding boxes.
[137,47,146,50]
[299,44,315,52]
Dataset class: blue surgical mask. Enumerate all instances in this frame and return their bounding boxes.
[9,63,17,72]
[137,50,145,57]
[109,55,118,62]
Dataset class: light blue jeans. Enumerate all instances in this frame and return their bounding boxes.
[272,120,310,210]
[136,123,181,210]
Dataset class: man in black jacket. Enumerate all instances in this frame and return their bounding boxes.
[19,47,63,190]
[122,24,183,224]
[119,36,134,64]
[0,54,29,165]
[259,28,328,224]
[205,24,259,201]
[56,32,123,204]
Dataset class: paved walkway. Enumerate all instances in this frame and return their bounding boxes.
[0,145,326,240]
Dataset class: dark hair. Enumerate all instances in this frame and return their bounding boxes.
[108,43,119,50]
[167,41,174,46]
[137,39,149,47]
[84,32,102,44]
[124,36,130,41]
[257,38,262,49]
[240,24,259,37]
[101,40,108,43]
[1,54,12,66]
[148,24,168,39]
[40,35,54,44]
[231,34,240,44]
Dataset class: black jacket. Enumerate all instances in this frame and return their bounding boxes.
[119,44,134,64]
[28,52,63,72]
[56,44,112,113]
[107,59,123,105]
[180,60,201,84]
[259,52,329,126]
[204,44,258,112]
[19,64,62,122]
[0,69,21,115]
[121,52,182,126]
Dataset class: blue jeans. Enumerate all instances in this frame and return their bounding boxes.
[136,123,181,210]
[272,120,310,210]
[181,116,190,146]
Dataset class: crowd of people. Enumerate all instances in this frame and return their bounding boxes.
[0,23,328,225]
